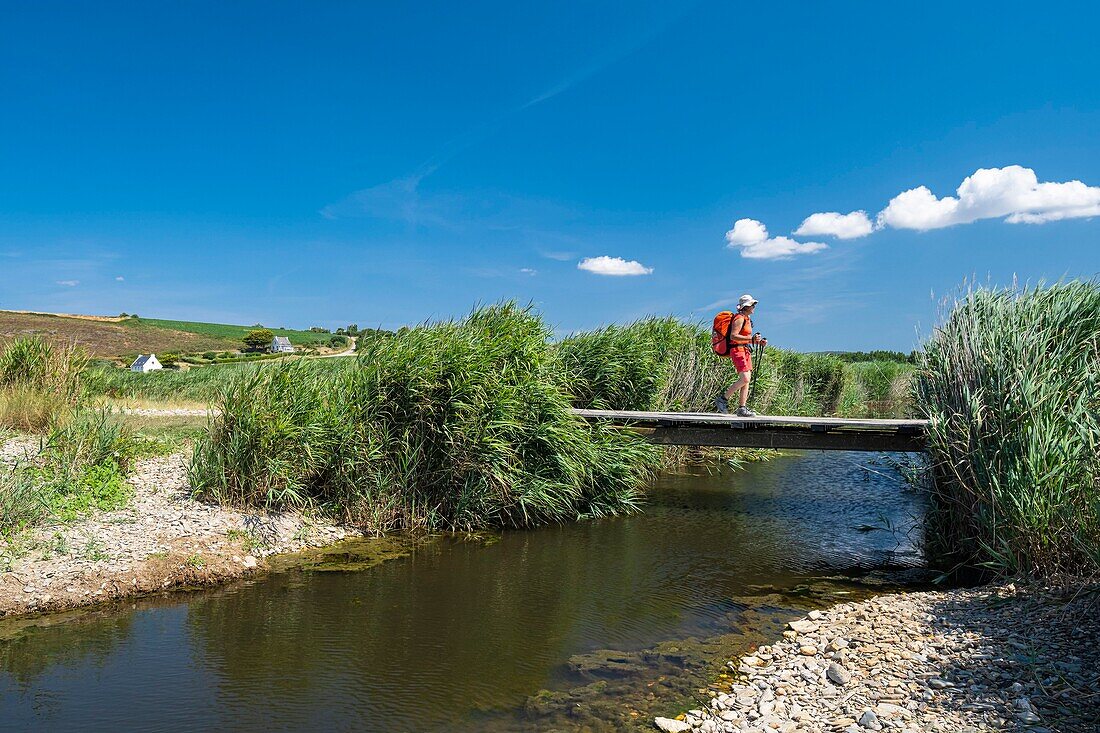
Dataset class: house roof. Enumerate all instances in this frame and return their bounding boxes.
[273,336,292,346]
[131,354,154,368]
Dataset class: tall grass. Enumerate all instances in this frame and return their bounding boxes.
[0,337,88,431]
[915,281,1100,576]
[555,318,699,410]
[837,361,914,418]
[557,318,864,417]
[190,304,657,532]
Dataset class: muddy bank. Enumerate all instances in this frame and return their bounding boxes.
[0,451,359,618]
[663,583,1099,733]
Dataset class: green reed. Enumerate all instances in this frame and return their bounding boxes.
[915,281,1100,576]
[190,303,657,532]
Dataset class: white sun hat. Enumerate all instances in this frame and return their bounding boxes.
[737,294,759,310]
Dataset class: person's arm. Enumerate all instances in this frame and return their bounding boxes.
[731,315,747,340]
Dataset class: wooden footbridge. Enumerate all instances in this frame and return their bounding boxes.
[572,409,927,452]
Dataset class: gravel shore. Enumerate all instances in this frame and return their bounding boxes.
[1,450,353,618]
[658,584,1099,733]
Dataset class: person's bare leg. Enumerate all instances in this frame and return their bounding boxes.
[725,372,749,402]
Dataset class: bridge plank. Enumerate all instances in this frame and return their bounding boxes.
[571,409,927,431]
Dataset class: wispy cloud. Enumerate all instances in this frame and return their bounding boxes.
[56,279,79,287]
[115,275,125,282]
[325,8,688,226]
[577,256,653,276]
[539,250,576,261]
[519,267,537,276]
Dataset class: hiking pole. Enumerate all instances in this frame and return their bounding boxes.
[748,335,765,407]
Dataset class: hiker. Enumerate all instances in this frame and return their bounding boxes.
[713,294,766,416]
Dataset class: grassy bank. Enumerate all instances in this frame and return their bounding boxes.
[83,358,352,404]
[190,304,657,532]
[121,317,339,348]
[0,412,139,538]
[916,281,1100,577]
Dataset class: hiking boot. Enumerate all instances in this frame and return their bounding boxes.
[734,406,757,417]
[715,393,729,414]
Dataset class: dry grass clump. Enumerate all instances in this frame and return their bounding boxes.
[0,337,88,431]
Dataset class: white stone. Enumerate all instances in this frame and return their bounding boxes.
[654,717,691,733]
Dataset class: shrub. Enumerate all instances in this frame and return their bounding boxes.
[190,303,657,532]
[915,281,1100,577]
[243,329,274,351]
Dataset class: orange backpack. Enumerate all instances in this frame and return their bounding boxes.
[712,311,752,355]
[712,311,736,355]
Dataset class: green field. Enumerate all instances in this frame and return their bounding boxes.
[122,317,335,347]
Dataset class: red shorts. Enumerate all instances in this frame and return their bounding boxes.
[729,347,752,373]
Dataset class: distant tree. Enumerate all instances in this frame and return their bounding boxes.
[329,335,348,348]
[159,352,180,368]
[118,312,129,318]
[243,328,275,351]
[309,326,331,333]
[335,327,346,335]
[346,324,359,336]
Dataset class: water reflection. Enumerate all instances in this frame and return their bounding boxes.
[0,451,926,732]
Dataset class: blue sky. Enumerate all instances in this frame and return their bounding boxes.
[1,1,1097,351]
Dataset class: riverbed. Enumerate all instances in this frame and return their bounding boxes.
[0,451,927,732]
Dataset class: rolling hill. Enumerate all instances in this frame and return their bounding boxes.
[0,310,337,357]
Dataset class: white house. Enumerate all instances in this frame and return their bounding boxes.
[270,336,295,354]
[130,354,162,373]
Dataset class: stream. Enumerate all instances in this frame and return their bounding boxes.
[0,451,928,732]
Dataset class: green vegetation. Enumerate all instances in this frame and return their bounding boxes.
[243,328,275,351]
[916,280,1100,577]
[125,316,336,348]
[827,350,917,364]
[0,337,88,431]
[84,358,351,403]
[556,317,910,418]
[0,411,135,536]
[190,303,657,533]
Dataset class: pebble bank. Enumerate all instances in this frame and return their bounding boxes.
[1,449,352,618]
[658,584,1098,733]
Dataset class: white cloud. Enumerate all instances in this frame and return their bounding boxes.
[56,280,79,287]
[115,276,125,281]
[724,218,769,246]
[794,210,873,239]
[519,267,537,276]
[724,218,827,260]
[577,256,654,276]
[877,165,1100,231]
